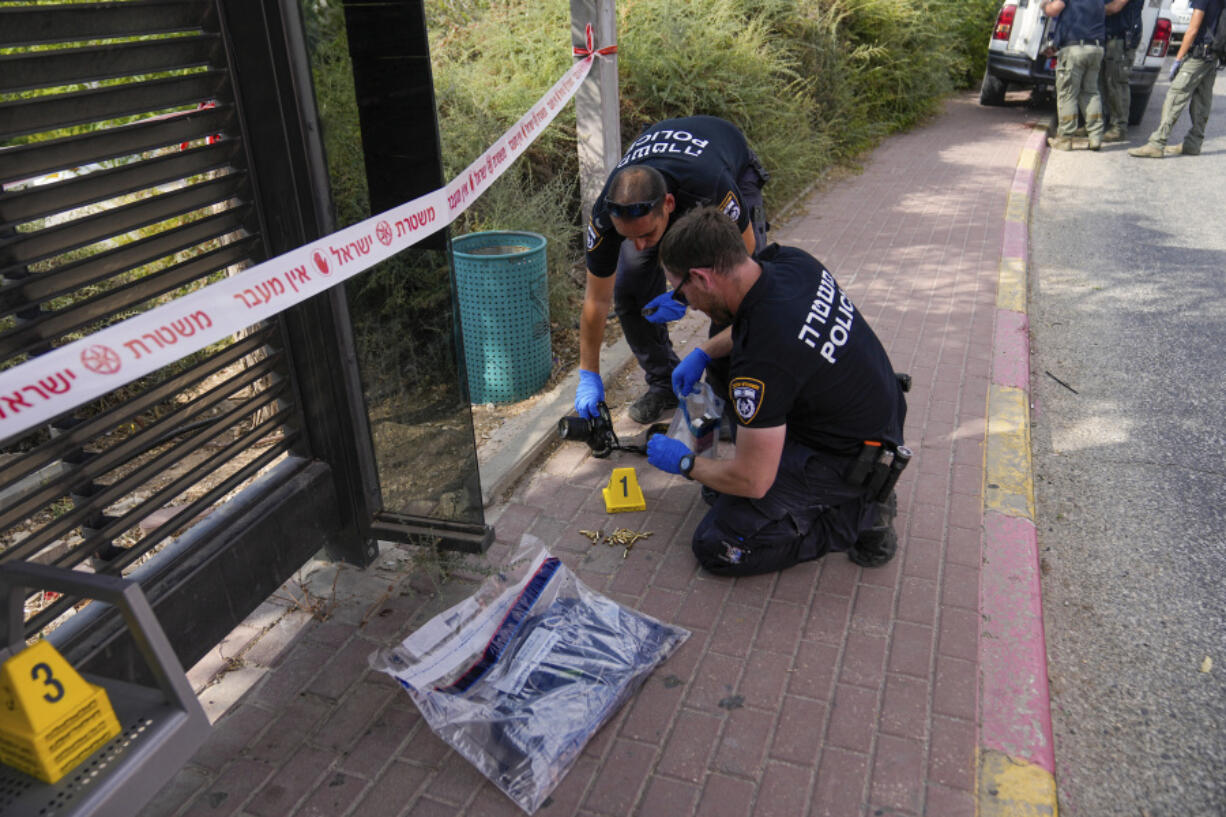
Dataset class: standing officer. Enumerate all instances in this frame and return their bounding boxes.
[1102,0,1143,142]
[1129,0,1223,157]
[644,208,908,577]
[1042,0,1107,150]
[574,115,769,425]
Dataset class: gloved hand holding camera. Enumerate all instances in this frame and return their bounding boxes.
[574,369,605,419]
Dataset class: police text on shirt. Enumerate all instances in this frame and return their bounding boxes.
[797,268,857,365]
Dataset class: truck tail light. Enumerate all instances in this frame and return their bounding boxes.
[993,5,1017,41]
[1148,18,1172,58]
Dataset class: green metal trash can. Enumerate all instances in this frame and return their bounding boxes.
[451,231,551,404]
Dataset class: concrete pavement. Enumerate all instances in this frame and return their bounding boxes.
[140,92,1056,817]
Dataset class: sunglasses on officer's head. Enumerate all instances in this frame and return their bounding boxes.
[607,196,662,220]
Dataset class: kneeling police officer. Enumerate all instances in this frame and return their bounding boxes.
[645,207,908,576]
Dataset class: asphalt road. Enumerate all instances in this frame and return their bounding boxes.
[1029,66,1226,816]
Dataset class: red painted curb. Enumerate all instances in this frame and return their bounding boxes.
[980,511,1056,773]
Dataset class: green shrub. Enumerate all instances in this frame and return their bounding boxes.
[935,0,1004,87]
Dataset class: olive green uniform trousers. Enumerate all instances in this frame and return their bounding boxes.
[1145,55,1219,151]
[1101,37,1136,129]
[1055,43,1106,140]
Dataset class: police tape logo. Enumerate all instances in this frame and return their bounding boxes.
[586,221,603,252]
[312,250,331,276]
[375,220,394,247]
[719,192,742,223]
[730,377,765,423]
[81,344,121,375]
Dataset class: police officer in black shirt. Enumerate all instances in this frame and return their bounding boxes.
[1129,0,1224,157]
[1042,0,1107,150]
[645,207,907,577]
[575,116,769,425]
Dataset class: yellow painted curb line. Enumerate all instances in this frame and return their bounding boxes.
[984,384,1035,521]
[1004,189,1030,223]
[979,750,1058,816]
[1017,146,1041,175]
[997,256,1027,313]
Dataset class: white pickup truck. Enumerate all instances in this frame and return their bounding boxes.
[980,0,1174,125]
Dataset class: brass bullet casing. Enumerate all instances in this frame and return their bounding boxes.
[577,528,653,557]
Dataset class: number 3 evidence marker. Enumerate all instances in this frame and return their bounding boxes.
[0,639,121,783]
[603,467,646,513]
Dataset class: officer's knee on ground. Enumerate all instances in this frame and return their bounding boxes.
[691,528,805,577]
[691,535,750,577]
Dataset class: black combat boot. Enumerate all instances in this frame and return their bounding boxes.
[629,390,678,424]
[848,491,898,568]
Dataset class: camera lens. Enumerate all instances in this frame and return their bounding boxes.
[557,415,591,441]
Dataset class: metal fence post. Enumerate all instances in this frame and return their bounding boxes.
[571,0,621,221]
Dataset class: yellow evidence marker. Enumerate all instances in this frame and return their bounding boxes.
[0,639,121,784]
[603,467,646,513]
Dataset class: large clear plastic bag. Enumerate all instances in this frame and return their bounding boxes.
[369,537,690,814]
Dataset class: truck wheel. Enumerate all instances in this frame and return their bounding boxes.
[980,69,1007,106]
[1128,89,1152,125]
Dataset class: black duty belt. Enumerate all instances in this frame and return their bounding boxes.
[844,441,912,502]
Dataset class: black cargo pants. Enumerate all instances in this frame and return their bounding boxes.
[691,439,877,577]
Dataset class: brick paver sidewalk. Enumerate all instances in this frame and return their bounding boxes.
[143,93,1042,817]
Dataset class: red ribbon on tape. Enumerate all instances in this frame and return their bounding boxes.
[573,23,617,58]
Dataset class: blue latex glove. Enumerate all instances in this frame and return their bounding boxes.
[642,292,687,323]
[574,369,604,419]
[647,435,692,475]
[1169,58,1183,81]
[672,348,711,399]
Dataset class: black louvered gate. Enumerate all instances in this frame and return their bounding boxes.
[0,0,489,683]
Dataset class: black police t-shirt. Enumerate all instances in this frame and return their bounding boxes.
[1105,0,1142,40]
[1193,0,1224,46]
[1052,0,1106,46]
[585,115,754,278]
[728,245,905,456]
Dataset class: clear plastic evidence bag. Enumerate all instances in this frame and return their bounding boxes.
[369,538,690,814]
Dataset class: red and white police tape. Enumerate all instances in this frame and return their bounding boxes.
[0,27,615,443]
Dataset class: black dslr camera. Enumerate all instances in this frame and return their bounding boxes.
[557,401,619,458]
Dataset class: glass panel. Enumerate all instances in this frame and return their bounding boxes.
[347,251,483,524]
[298,1,482,525]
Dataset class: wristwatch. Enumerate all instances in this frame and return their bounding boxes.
[679,453,695,480]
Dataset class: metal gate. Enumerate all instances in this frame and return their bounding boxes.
[0,0,489,683]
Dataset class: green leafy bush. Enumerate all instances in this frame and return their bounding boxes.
[938,0,1004,86]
